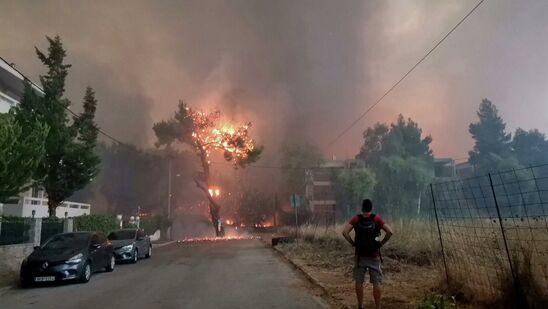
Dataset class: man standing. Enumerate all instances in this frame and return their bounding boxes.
[342,199,393,309]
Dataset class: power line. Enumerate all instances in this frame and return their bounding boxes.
[0,56,131,147]
[328,0,486,147]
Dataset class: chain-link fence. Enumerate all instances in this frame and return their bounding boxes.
[430,164,548,303]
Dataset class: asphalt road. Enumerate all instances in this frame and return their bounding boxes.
[0,240,329,309]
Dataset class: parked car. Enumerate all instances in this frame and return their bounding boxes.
[107,229,151,263]
[20,232,115,286]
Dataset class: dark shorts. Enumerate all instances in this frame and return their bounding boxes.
[353,256,383,284]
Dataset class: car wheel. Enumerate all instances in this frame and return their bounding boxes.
[145,245,152,258]
[80,261,91,283]
[130,249,138,264]
[105,255,115,272]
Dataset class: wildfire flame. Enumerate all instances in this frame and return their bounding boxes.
[177,236,259,243]
[189,109,256,165]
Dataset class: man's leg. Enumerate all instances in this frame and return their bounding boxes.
[373,282,381,309]
[353,256,366,308]
[355,282,364,308]
[366,257,384,309]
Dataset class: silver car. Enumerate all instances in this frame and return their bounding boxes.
[107,229,152,264]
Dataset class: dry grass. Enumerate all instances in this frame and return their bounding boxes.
[277,217,548,308]
[278,218,441,266]
[436,219,548,306]
[275,220,446,308]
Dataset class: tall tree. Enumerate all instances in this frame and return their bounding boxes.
[512,128,548,166]
[153,101,262,236]
[468,99,518,174]
[356,123,389,166]
[14,36,100,217]
[356,115,434,217]
[373,156,433,217]
[0,112,48,201]
[335,168,376,217]
[357,115,432,166]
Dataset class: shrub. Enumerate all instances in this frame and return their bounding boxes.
[74,214,117,234]
[417,294,456,309]
[140,215,171,236]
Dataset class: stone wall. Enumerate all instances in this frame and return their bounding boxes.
[0,243,33,287]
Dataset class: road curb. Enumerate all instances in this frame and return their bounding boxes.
[264,238,351,309]
[152,240,177,248]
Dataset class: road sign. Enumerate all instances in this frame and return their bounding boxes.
[290,193,301,208]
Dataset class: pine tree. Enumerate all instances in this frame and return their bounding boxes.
[14,36,100,217]
[468,99,518,174]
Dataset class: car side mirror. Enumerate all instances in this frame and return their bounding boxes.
[33,246,40,251]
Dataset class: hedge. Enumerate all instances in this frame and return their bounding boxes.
[74,214,118,234]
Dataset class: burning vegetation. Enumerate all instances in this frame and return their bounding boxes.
[153,101,263,236]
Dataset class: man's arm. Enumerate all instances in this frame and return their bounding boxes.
[342,223,355,246]
[380,223,394,246]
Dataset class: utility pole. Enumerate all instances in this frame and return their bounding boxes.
[167,156,172,220]
[273,193,278,228]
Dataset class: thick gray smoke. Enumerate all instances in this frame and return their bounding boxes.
[1,0,548,163]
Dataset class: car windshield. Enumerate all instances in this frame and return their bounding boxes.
[107,230,136,240]
[42,234,90,250]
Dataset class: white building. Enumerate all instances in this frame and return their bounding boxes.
[0,57,91,218]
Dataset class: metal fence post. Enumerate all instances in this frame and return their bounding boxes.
[429,183,450,286]
[488,173,522,303]
[0,204,3,237]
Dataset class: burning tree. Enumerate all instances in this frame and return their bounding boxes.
[153,101,262,236]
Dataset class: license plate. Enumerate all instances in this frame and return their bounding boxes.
[34,276,55,282]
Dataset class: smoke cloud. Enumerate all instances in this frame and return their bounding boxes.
[2,0,548,164]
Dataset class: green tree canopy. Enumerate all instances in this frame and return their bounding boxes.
[357,114,433,166]
[468,99,518,174]
[355,115,434,217]
[335,168,376,216]
[512,128,548,166]
[373,156,433,217]
[14,36,100,216]
[0,112,48,201]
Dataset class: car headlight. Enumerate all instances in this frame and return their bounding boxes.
[66,253,83,264]
[120,244,134,252]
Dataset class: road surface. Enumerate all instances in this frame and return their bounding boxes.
[0,239,330,309]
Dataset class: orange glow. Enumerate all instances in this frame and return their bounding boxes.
[208,187,221,197]
[188,109,257,166]
[177,236,258,243]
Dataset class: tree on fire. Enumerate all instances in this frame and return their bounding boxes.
[153,101,263,236]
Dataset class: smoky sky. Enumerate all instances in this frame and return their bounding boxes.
[2,0,548,164]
